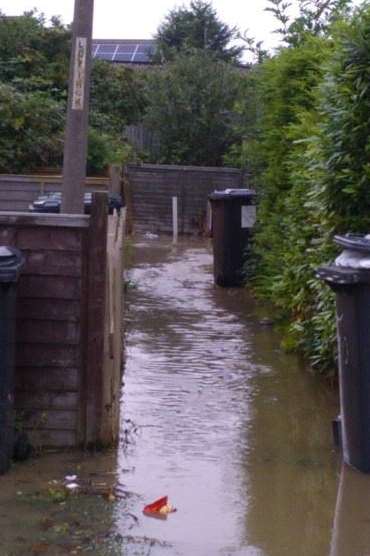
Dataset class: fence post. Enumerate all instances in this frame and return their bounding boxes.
[172,196,178,243]
[122,167,133,235]
[206,201,212,236]
[84,192,108,445]
[108,165,122,195]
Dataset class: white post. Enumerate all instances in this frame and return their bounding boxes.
[172,196,178,243]
[207,201,212,234]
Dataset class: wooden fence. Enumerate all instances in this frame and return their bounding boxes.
[125,124,160,158]
[124,163,245,235]
[0,174,110,212]
[0,194,125,448]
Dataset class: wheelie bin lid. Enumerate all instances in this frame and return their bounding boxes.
[334,234,370,271]
[209,188,256,201]
[316,234,370,286]
[0,247,25,283]
[334,234,370,254]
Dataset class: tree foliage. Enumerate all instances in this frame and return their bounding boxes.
[0,10,146,173]
[0,10,70,96]
[90,60,147,136]
[155,0,244,63]
[266,0,351,45]
[144,50,239,166]
[0,82,65,171]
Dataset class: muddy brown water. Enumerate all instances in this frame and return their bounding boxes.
[0,237,368,555]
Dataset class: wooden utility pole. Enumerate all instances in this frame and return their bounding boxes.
[62,0,94,214]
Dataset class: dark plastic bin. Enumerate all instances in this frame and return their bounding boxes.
[317,234,370,473]
[0,247,24,474]
[209,189,256,287]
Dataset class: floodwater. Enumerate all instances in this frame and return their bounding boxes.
[1,237,370,555]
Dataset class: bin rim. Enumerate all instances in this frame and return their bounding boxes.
[0,246,25,283]
[209,188,256,201]
[316,264,370,286]
[334,234,370,254]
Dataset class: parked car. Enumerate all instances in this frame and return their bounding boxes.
[29,192,124,214]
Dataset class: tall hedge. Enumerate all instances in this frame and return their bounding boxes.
[228,5,370,372]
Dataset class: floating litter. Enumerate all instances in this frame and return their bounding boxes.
[143,496,177,518]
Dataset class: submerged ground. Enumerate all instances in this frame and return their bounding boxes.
[0,237,367,555]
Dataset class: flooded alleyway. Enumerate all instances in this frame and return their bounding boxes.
[119,237,339,556]
[2,237,370,555]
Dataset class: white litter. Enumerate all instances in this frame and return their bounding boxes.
[65,483,79,490]
[335,249,370,269]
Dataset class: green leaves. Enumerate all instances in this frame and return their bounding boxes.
[90,61,147,135]
[265,0,352,45]
[225,6,370,372]
[0,83,65,171]
[317,7,370,232]
[245,5,370,373]
[154,0,244,63]
[0,10,147,174]
[144,50,239,166]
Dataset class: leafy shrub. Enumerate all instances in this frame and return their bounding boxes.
[0,11,146,175]
[144,49,239,166]
[0,83,65,172]
[226,6,370,372]
[87,129,135,175]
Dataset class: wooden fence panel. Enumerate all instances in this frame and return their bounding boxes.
[0,195,125,449]
[124,163,245,235]
[0,213,87,447]
[0,174,110,212]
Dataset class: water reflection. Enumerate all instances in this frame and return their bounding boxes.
[0,237,346,555]
[330,465,370,556]
[116,238,340,555]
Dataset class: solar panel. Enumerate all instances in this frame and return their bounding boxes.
[117,48,136,56]
[98,52,115,61]
[138,44,154,53]
[98,44,117,52]
[117,43,137,51]
[114,53,134,62]
[133,53,150,63]
[92,40,156,64]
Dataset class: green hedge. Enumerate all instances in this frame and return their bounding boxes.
[227,5,370,373]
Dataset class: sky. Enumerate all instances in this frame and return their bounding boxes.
[0,0,293,53]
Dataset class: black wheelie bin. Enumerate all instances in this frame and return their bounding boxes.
[317,234,370,473]
[0,247,24,474]
[209,189,256,287]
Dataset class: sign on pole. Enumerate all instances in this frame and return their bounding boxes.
[62,0,94,214]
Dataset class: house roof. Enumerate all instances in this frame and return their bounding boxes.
[92,39,156,64]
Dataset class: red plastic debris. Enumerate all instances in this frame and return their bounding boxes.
[143,496,168,513]
[143,496,177,517]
